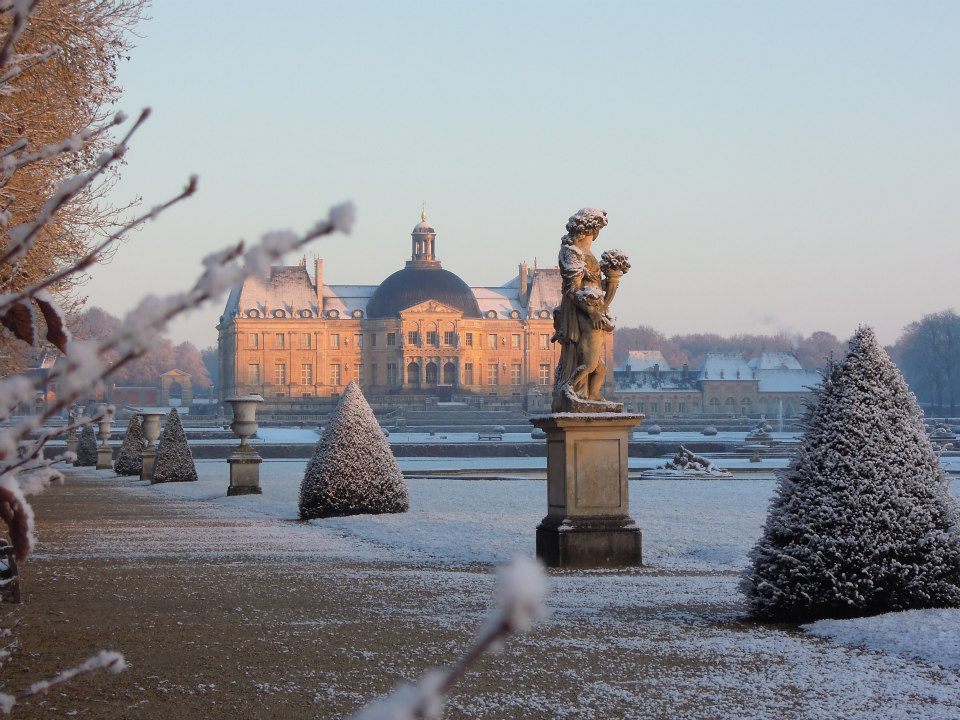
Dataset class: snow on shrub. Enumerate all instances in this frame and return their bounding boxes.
[113,414,145,476]
[151,408,197,483]
[74,425,97,467]
[299,381,408,519]
[743,326,960,622]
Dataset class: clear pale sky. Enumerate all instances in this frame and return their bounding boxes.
[85,1,960,349]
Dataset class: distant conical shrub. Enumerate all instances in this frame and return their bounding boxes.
[299,381,408,519]
[151,408,198,483]
[114,414,145,476]
[74,424,98,466]
[743,326,960,622]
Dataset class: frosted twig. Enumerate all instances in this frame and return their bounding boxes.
[351,557,547,720]
[0,650,126,714]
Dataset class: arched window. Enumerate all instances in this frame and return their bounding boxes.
[709,397,720,409]
[443,362,456,385]
[725,397,736,407]
[407,362,420,385]
[425,362,438,384]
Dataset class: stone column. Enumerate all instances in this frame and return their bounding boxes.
[531,413,643,568]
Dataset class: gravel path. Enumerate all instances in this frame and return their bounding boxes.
[2,470,959,719]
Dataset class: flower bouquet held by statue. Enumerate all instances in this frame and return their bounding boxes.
[550,208,630,414]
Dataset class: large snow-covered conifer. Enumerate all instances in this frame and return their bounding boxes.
[299,381,408,519]
[74,424,98,467]
[113,414,145,476]
[151,408,198,483]
[744,326,960,622]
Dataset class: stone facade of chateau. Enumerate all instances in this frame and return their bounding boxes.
[217,214,613,408]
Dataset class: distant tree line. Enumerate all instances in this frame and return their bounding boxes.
[888,310,960,413]
[616,309,960,413]
[613,326,846,371]
[73,306,213,389]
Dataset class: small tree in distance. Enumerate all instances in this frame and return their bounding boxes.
[113,414,145,476]
[74,424,97,467]
[743,326,960,622]
[151,408,197,483]
[300,381,409,519]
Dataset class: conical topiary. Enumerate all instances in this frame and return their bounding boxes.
[299,381,408,519]
[114,414,145,476]
[151,408,198,483]
[74,424,98,466]
[743,326,960,622]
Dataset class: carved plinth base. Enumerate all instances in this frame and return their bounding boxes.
[531,413,644,568]
[140,448,156,481]
[96,447,113,470]
[537,515,642,568]
[227,452,262,496]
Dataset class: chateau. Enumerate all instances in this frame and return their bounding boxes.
[217,213,612,407]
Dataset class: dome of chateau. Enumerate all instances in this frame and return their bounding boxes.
[366,212,481,318]
[367,266,481,318]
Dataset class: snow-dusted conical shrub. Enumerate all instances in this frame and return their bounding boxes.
[74,424,98,466]
[114,414,145,476]
[151,408,198,483]
[299,381,408,519]
[743,326,960,622]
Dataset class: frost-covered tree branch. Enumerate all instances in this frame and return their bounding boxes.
[351,557,547,720]
[0,650,126,714]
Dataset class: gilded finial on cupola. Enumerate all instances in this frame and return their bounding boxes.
[421,202,427,222]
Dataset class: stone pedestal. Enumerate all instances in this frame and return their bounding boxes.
[139,412,163,482]
[96,446,113,470]
[141,447,157,481]
[531,413,643,568]
[227,452,263,496]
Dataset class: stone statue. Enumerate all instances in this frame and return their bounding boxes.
[551,208,630,413]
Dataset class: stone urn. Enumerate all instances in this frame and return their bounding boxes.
[96,405,114,470]
[139,411,164,481]
[66,407,79,456]
[225,395,264,496]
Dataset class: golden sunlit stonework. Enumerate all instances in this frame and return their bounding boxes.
[217,214,613,409]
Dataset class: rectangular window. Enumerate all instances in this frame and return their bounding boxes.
[275,363,287,385]
[488,334,497,349]
[651,402,658,413]
[407,331,419,346]
[465,332,474,347]
[370,333,377,348]
[330,333,340,349]
[539,334,549,350]
[329,364,341,385]
[301,363,313,385]
[275,333,285,349]
[302,333,312,349]
[664,401,673,414]
[487,363,499,385]
[427,331,439,346]
[464,362,474,385]
[678,401,686,414]
[355,334,363,348]
[370,363,377,385]
[248,334,259,349]
[387,362,398,385]
[511,363,522,385]
[387,332,397,347]
[248,363,260,384]
[511,334,521,349]
[539,363,552,385]
[443,331,455,346]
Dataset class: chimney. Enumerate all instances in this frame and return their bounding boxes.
[315,258,324,313]
[519,261,528,305]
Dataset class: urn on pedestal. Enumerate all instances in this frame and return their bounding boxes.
[225,395,263,496]
[138,411,164,481]
[96,405,114,470]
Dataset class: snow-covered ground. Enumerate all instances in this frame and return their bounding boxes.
[78,463,960,716]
